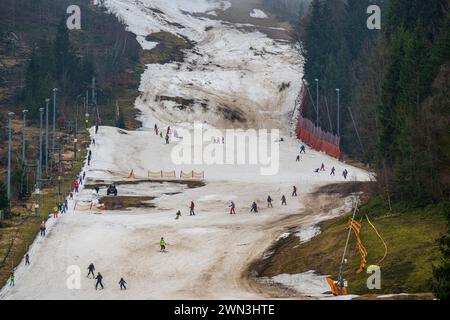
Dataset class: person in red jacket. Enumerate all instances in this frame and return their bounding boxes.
[74,180,79,193]
[189,201,195,216]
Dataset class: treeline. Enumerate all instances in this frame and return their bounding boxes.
[262,0,311,21]
[299,0,450,204]
[0,0,141,122]
[23,19,94,120]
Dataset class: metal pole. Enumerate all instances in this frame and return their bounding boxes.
[39,108,44,180]
[52,88,58,168]
[45,98,50,176]
[336,88,340,137]
[7,112,15,202]
[22,109,28,165]
[315,79,319,127]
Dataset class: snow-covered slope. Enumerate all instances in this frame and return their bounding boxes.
[1,0,373,300]
[106,0,302,129]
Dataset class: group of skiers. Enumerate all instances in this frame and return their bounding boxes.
[87,263,127,291]
[297,145,350,179]
[155,124,174,144]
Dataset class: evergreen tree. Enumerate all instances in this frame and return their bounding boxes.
[0,181,8,211]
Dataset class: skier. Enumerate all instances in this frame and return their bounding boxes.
[39,221,46,236]
[119,278,127,290]
[343,169,348,179]
[175,210,181,220]
[83,171,86,180]
[250,201,258,213]
[229,201,236,214]
[167,126,171,136]
[320,163,325,171]
[95,123,99,134]
[300,144,306,154]
[53,207,58,218]
[154,123,158,135]
[64,199,69,211]
[94,186,100,194]
[160,237,166,252]
[74,180,79,193]
[267,196,273,208]
[314,168,320,173]
[95,272,104,290]
[331,167,336,176]
[292,186,297,197]
[87,154,91,166]
[222,137,225,144]
[92,138,96,145]
[9,273,15,286]
[296,155,300,162]
[87,263,95,278]
[25,253,30,265]
[189,201,195,216]
[70,192,74,200]
[160,132,163,138]
[281,195,287,206]
[165,134,170,144]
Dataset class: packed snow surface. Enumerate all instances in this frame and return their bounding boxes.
[1,0,373,299]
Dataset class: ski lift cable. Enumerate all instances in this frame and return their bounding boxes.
[303,80,318,115]
[324,96,334,132]
[347,106,365,154]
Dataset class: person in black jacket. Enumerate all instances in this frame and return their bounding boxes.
[119,278,127,290]
[95,272,104,290]
[87,263,95,279]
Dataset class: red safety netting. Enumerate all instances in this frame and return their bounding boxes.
[295,85,341,159]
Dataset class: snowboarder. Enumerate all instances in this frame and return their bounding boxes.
[74,180,79,193]
[9,273,15,286]
[119,277,127,290]
[331,167,336,176]
[39,221,46,236]
[320,163,325,171]
[95,272,104,290]
[296,155,300,162]
[189,201,195,216]
[250,201,258,213]
[25,253,30,265]
[175,210,181,220]
[160,237,166,252]
[267,196,273,208]
[281,195,287,206]
[292,186,297,197]
[314,168,320,173]
[87,263,95,278]
[300,144,306,154]
[229,201,236,214]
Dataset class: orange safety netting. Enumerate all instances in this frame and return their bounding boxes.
[296,116,341,159]
[348,219,367,273]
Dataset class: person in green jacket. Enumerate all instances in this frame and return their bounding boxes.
[160,237,166,252]
[175,210,181,220]
[9,273,15,286]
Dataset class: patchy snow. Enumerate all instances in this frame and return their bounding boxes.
[0,0,373,300]
[271,271,330,297]
[250,9,268,19]
[296,224,321,243]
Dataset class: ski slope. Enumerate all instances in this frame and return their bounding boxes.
[1,0,373,299]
